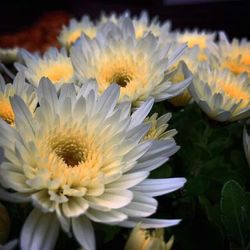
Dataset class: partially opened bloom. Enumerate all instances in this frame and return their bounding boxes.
[58,16,96,48]
[243,127,250,167]
[71,17,191,106]
[15,48,75,88]
[189,64,250,122]
[124,223,174,250]
[209,32,250,77]
[0,72,37,125]
[0,79,186,250]
[144,113,177,141]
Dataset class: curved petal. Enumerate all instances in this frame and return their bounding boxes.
[20,209,59,250]
[72,216,96,250]
[119,217,181,229]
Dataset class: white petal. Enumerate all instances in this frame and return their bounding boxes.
[119,217,181,228]
[10,95,35,137]
[106,171,149,189]
[87,190,133,209]
[21,209,59,250]
[132,178,186,197]
[86,208,127,223]
[0,187,30,203]
[72,216,96,250]
[97,84,120,117]
[120,191,157,217]
[62,197,89,217]
[128,98,154,130]
[38,78,58,115]
[133,156,167,172]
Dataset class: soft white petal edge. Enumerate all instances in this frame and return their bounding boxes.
[20,209,59,250]
[72,216,96,250]
[119,217,181,228]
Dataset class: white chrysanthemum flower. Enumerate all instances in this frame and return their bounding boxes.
[189,64,250,122]
[0,72,37,125]
[125,223,174,250]
[71,18,191,106]
[209,32,250,76]
[58,16,96,48]
[15,47,75,88]
[144,113,177,141]
[243,127,250,167]
[100,11,170,39]
[0,47,19,64]
[0,79,186,250]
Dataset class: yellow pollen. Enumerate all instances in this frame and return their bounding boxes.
[50,134,86,167]
[37,61,74,84]
[0,98,14,125]
[98,59,136,88]
[217,81,249,104]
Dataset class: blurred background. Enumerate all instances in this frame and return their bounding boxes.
[0,0,249,52]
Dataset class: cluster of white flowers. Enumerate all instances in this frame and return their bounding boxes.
[0,12,190,250]
[0,11,249,250]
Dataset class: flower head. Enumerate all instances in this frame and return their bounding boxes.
[58,16,96,48]
[124,223,174,250]
[209,32,250,77]
[0,79,186,250]
[71,17,191,106]
[0,72,37,125]
[243,127,250,167]
[189,64,250,121]
[15,48,75,88]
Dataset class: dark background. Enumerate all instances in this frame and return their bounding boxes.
[0,0,249,39]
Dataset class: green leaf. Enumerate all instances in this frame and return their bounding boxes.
[221,180,250,249]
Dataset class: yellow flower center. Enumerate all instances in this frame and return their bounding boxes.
[0,97,14,125]
[37,128,106,187]
[36,60,74,84]
[217,81,249,105]
[96,55,149,99]
[50,133,87,167]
